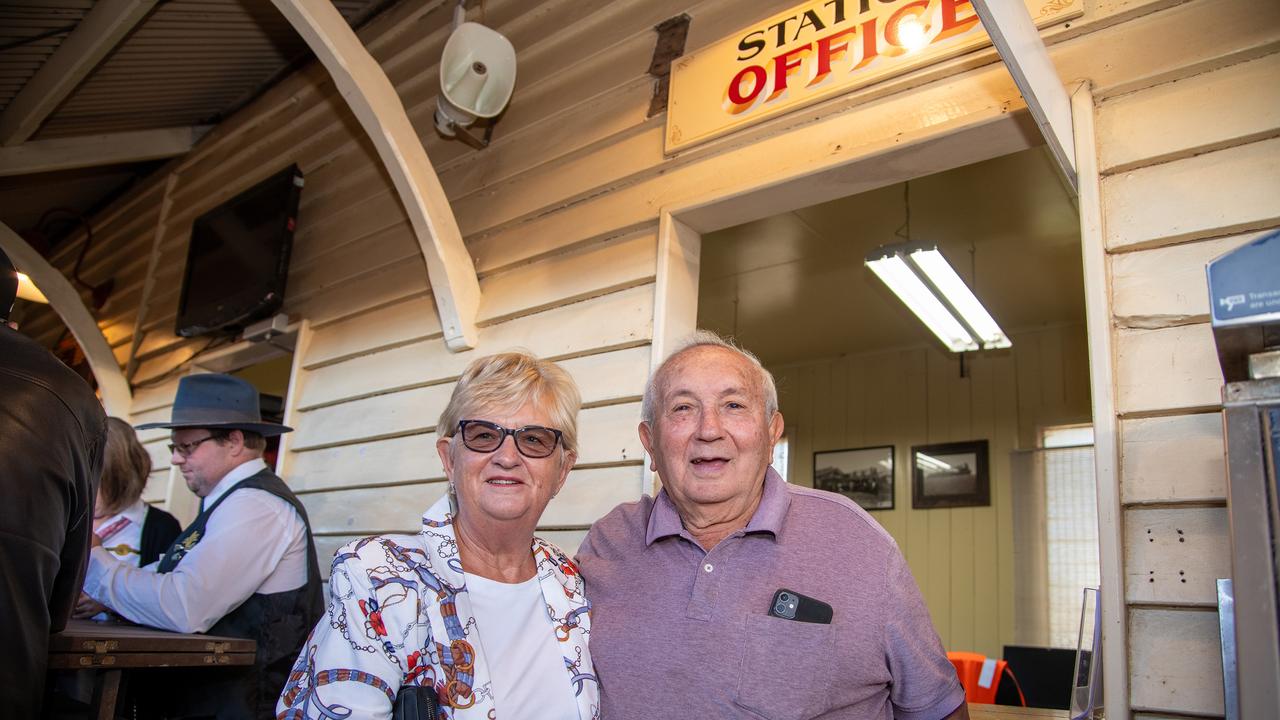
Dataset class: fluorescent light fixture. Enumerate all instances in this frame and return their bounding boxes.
[866,242,1011,352]
[16,272,48,304]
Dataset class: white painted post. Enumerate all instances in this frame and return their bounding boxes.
[1070,80,1130,720]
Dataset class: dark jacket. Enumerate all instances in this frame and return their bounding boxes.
[0,326,106,719]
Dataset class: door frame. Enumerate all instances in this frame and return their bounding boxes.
[650,95,1124,717]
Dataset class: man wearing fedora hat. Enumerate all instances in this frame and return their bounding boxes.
[80,373,322,719]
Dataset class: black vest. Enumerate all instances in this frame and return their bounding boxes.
[158,468,322,719]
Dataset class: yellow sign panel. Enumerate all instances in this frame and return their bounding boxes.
[666,0,1081,153]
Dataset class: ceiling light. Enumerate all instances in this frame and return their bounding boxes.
[866,242,1011,352]
[896,15,930,52]
[16,272,48,304]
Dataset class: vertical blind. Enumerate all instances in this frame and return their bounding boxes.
[1044,445,1100,648]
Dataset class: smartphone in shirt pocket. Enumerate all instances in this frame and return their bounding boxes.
[734,589,836,720]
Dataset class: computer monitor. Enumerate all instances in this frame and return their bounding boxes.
[1070,587,1104,719]
[1001,645,1076,709]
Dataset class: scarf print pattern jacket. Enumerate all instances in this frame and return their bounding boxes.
[277,495,600,720]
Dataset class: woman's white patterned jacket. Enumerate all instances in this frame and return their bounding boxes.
[277,494,600,720]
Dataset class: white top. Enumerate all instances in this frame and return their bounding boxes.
[465,572,581,720]
[83,458,309,634]
[94,497,148,566]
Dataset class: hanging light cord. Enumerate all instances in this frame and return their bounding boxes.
[894,182,912,242]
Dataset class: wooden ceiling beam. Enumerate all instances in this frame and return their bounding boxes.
[0,0,159,146]
[0,126,209,177]
[271,0,481,351]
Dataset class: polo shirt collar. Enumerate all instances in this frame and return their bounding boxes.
[745,466,791,534]
[645,465,791,546]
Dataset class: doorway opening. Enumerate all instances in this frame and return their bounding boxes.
[228,352,294,471]
[677,142,1095,710]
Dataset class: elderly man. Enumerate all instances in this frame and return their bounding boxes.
[80,373,322,719]
[577,331,968,720]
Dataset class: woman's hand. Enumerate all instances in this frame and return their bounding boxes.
[73,592,109,619]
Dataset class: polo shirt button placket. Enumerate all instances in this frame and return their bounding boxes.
[686,550,722,620]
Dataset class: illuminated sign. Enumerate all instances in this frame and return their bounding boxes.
[665,0,1081,153]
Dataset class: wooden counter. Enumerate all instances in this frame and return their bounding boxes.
[969,703,1071,719]
[49,619,255,720]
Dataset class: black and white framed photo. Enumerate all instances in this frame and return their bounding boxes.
[910,440,989,509]
[813,445,895,511]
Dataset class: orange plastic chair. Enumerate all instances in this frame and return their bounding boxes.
[947,651,1027,706]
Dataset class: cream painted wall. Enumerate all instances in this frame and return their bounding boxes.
[771,323,1091,658]
[1097,47,1280,718]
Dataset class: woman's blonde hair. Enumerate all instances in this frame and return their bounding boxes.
[438,351,582,454]
[100,416,151,515]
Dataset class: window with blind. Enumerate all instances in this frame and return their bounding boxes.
[1011,425,1101,648]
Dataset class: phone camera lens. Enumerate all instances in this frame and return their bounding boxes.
[774,602,787,614]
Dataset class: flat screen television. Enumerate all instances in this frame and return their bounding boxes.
[175,164,303,338]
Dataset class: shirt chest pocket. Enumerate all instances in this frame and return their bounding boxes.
[733,613,835,720]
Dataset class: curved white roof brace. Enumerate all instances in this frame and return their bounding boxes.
[271,0,481,351]
[0,221,133,418]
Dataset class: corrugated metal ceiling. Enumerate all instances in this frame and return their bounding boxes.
[0,1,94,115]
[2,0,376,139]
[0,0,385,243]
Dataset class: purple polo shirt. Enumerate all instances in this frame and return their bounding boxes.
[577,468,964,720]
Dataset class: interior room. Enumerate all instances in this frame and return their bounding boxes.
[698,146,1098,707]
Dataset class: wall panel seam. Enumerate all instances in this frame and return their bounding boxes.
[1102,128,1280,177]
[1106,222,1280,256]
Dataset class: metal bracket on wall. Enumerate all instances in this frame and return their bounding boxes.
[647,14,691,118]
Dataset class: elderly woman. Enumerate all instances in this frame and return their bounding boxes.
[278,352,598,720]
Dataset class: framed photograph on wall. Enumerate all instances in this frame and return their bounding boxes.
[911,440,990,509]
[813,445,895,511]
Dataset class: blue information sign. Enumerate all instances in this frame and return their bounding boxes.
[1207,229,1280,327]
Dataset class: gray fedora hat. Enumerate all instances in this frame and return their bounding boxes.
[136,373,293,436]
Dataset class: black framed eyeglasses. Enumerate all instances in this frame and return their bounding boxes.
[457,420,563,459]
[168,435,218,458]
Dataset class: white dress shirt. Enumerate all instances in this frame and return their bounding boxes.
[83,458,309,634]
